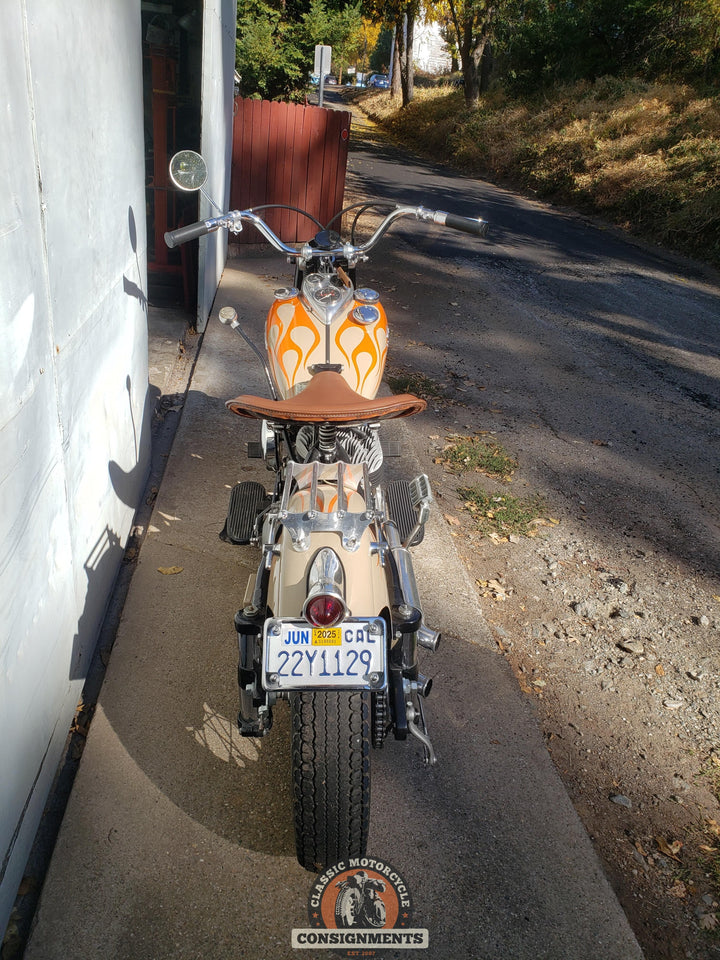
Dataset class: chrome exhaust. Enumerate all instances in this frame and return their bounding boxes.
[382,519,441,650]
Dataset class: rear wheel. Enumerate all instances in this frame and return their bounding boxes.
[291,689,370,872]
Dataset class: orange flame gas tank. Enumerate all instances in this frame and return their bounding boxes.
[266,275,388,400]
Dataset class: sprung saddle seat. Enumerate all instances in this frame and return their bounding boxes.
[227,370,426,424]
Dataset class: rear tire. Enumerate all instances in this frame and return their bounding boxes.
[291,690,370,872]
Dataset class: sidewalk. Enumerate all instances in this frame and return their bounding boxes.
[24,253,645,960]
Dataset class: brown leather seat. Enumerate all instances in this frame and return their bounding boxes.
[226,370,426,424]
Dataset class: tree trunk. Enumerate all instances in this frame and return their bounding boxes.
[398,10,415,106]
[391,21,402,98]
[448,0,495,108]
[461,26,485,106]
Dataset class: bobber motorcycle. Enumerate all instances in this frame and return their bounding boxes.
[165,150,488,872]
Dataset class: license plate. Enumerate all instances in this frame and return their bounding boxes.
[262,618,386,691]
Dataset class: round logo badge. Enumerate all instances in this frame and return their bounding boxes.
[292,857,428,954]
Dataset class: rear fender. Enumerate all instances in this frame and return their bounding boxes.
[266,527,389,620]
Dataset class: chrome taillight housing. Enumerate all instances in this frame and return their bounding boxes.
[303,548,348,626]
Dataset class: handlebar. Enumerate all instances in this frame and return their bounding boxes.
[164,204,488,258]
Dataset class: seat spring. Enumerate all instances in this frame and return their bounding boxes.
[318,423,336,456]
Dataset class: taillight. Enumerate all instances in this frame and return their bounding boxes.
[303,548,348,626]
[305,594,346,627]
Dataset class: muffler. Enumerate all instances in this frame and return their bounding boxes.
[383,519,441,650]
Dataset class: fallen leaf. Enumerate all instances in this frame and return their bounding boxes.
[477,578,510,601]
[663,698,684,710]
[444,514,461,526]
[158,566,184,575]
[699,844,718,854]
[699,913,718,931]
[655,836,682,861]
[488,531,508,543]
[634,839,648,857]
[655,663,666,677]
[592,439,609,446]
[668,881,687,899]
[17,877,35,897]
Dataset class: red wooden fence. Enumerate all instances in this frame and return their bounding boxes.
[230,98,352,244]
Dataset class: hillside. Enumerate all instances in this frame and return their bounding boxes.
[352,79,720,270]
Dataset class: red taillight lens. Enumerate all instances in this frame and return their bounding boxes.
[305,595,345,627]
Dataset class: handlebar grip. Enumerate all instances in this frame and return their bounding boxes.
[164,220,213,249]
[442,212,489,238]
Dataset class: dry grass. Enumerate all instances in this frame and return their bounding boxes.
[356,79,720,267]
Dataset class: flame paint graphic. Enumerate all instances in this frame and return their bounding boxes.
[287,463,365,514]
[333,314,388,394]
[266,299,388,398]
[266,303,321,394]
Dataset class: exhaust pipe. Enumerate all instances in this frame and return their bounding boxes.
[383,519,441,650]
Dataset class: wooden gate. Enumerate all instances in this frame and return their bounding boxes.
[230,98,351,244]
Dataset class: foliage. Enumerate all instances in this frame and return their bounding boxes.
[235,0,365,99]
[442,0,496,105]
[369,25,393,72]
[235,0,304,99]
[440,436,518,480]
[458,487,546,538]
[495,0,720,91]
[300,0,365,79]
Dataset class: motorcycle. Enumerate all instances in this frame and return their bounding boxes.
[334,871,386,928]
[165,149,488,872]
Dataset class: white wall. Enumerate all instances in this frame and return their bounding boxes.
[0,0,150,932]
[197,0,238,330]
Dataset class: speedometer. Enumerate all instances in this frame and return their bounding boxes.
[313,287,342,304]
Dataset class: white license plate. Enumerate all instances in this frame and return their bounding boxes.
[262,618,386,691]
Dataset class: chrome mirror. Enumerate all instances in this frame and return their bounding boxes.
[169,150,208,192]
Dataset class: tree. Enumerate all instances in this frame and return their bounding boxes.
[443,0,496,105]
[364,0,419,105]
[236,0,304,99]
[236,0,366,98]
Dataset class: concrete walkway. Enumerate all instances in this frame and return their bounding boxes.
[24,253,644,960]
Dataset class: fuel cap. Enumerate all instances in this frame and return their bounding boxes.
[352,304,381,324]
[355,288,380,303]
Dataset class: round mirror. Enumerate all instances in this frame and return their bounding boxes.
[169,150,208,191]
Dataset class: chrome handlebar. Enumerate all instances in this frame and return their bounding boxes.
[165,205,488,257]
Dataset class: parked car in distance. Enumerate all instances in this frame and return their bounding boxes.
[324,74,338,85]
[367,74,390,88]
